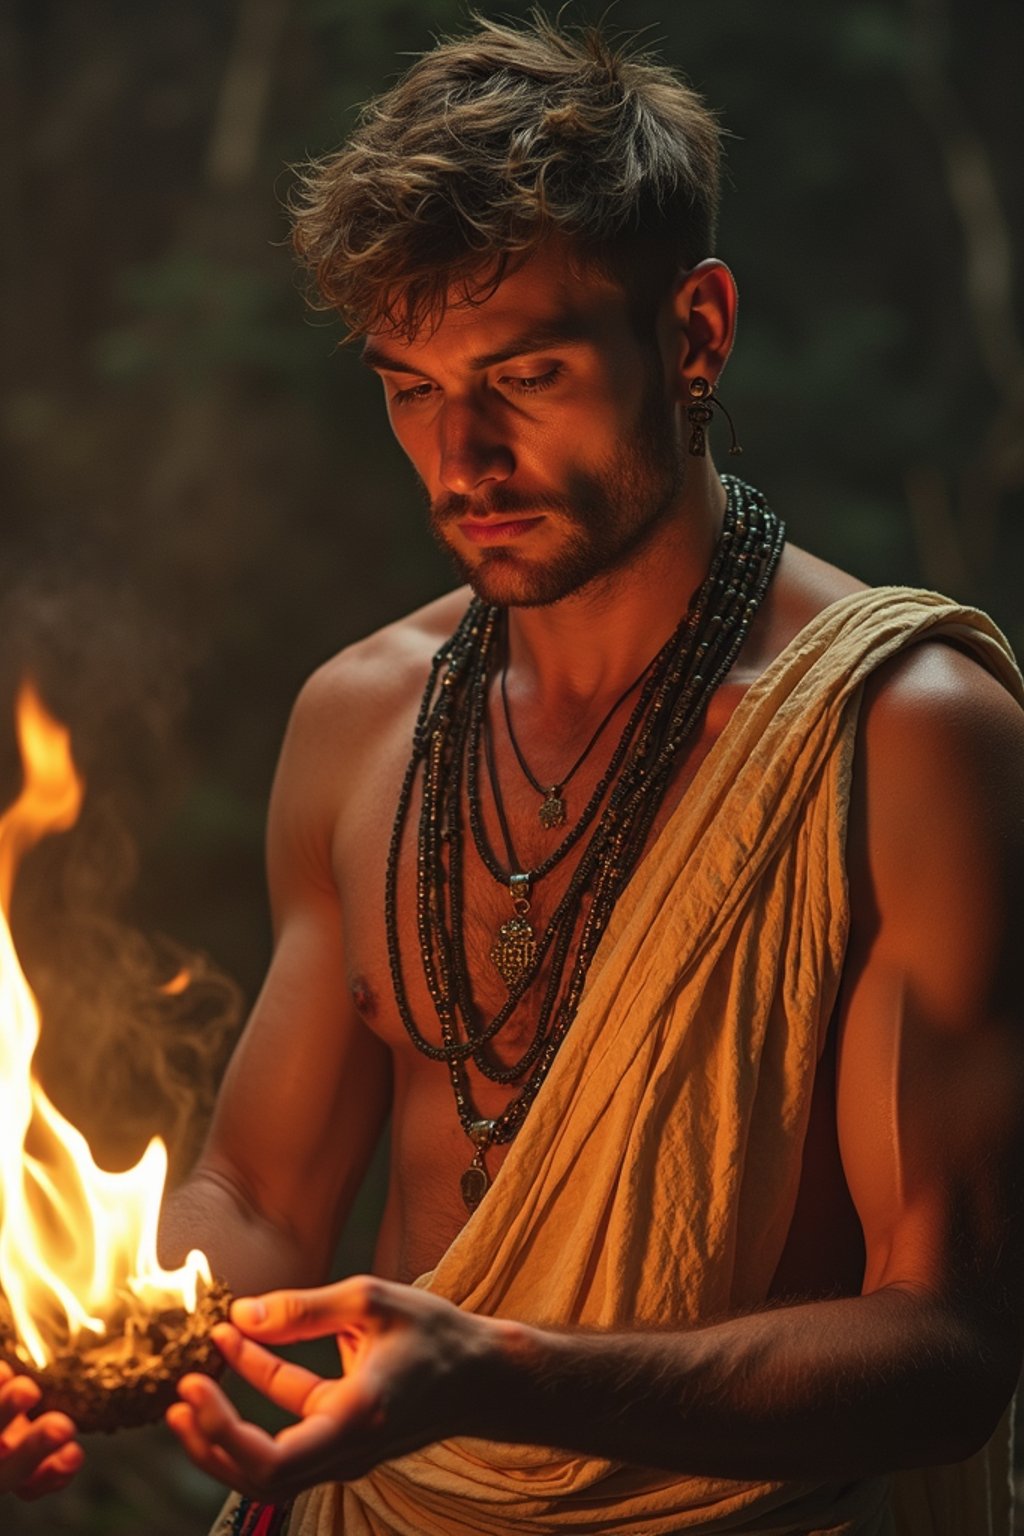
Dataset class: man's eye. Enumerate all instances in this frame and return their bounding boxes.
[502,367,562,395]
[391,381,436,406]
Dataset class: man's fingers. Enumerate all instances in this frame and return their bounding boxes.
[0,1367,74,1500]
[171,1377,340,1499]
[172,1367,377,1500]
[166,1401,252,1494]
[256,1410,364,1493]
[171,1378,282,1493]
[14,1441,85,1501]
[213,1325,327,1415]
[0,1375,41,1430]
[175,1373,243,1438]
[0,1411,77,1495]
[41,1441,84,1477]
[230,1276,392,1344]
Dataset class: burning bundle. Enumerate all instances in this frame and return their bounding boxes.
[0,684,228,1432]
[0,1280,231,1434]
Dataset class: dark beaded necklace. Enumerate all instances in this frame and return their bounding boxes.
[383,477,786,1210]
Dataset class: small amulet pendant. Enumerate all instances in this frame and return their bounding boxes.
[539,787,566,829]
[490,914,536,989]
[460,1161,489,1211]
[460,1119,495,1211]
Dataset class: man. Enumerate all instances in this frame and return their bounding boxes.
[117,13,1024,1533]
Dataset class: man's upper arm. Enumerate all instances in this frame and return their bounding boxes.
[198,662,392,1280]
[836,641,1024,1372]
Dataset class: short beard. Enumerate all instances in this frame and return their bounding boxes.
[427,371,684,609]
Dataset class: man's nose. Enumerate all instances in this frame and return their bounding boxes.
[438,398,514,495]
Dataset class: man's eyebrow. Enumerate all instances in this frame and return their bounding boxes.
[359,344,422,376]
[360,318,592,376]
[467,319,591,370]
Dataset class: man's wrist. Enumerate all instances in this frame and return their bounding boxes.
[460,1314,543,1443]
[465,1313,552,1445]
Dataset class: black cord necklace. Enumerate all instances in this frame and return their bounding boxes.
[383,477,786,1210]
[500,632,654,830]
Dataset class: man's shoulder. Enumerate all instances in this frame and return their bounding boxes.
[293,586,473,730]
[772,546,1024,887]
[268,586,474,823]
[742,543,865,681]
[847,604,1024,995]
[769,545,1021,744]
[857,616,1024,771]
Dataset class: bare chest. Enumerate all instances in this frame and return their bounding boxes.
[334,675,748,1062]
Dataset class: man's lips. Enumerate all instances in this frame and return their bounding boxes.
[456,515,546,545]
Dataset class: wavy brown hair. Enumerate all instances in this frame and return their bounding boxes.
[289,11,723,338]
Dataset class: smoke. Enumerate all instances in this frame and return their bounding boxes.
[0,576,243,1182]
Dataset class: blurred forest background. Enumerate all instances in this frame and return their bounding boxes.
[2,0,1022,1530]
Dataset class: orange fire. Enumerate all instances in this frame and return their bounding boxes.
[0,682,210,1368]
[159,968,191,998]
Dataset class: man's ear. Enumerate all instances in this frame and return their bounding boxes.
[667,259,738,398]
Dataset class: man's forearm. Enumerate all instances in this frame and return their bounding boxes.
[159,1169,315,1296]
[482,1286,1013,1480]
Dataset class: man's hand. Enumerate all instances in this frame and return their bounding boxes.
[166,1277,497,1502]
[0,1363,83,1500]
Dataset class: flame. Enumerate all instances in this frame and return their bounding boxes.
[159,968,191,998]
[0,682,210,1367]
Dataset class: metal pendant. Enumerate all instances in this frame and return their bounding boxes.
[460,1160,489,1211]
[490,873,536,989]
[490,914,536,988]
[539,786,567,829]
[460,1119,496,1212]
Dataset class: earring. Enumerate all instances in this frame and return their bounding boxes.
[686,377,743,457]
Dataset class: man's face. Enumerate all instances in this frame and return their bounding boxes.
[362,242,685,608]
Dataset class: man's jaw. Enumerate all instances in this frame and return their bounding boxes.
[435,520,619,611]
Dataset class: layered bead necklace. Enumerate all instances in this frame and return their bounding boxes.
[384,476,785,1210]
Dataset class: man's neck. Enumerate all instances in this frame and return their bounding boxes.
[505,463,727,709]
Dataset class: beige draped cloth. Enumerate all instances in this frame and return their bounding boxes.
[218,588,1023,1536]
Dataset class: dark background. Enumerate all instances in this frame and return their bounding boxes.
[3,0,1022,1529]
